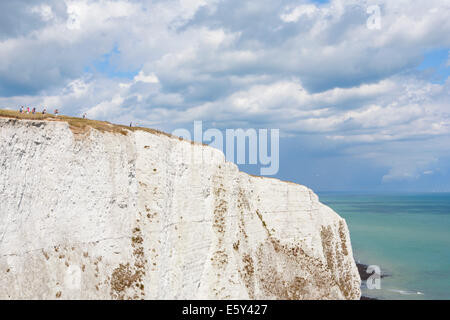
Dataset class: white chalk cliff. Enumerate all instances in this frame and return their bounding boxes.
[0,117,360,300]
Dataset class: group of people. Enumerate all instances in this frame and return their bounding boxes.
[19,106,58,116]
[19,106,89,120]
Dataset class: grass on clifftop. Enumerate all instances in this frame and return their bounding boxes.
[0,109,174,139]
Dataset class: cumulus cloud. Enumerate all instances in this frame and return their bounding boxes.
[0,0,449,186]
[280,4,318,22]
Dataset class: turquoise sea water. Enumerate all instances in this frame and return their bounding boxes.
[318,192,450,300]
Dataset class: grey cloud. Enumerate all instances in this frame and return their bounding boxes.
[0,1,67,40]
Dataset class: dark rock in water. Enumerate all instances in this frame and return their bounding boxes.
[356,263,390,280]
[357,262,388,300]
[357,263,373,281]
[360,295,378,300]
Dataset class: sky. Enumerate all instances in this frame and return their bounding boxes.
[0,0,449,192]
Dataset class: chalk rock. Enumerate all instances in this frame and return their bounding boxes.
[0,118,360,300]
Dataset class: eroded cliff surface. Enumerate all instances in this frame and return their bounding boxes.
[0,118,360,300]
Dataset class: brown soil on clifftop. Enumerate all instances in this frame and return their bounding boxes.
[0,109,176,139]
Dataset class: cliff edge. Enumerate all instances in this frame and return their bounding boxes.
[0,116,361,300]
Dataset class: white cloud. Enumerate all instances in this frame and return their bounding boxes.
[134,71,159,84]
[31,4,54,22]
[281,4,318,23]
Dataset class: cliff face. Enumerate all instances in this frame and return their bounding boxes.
[0,118,360,300]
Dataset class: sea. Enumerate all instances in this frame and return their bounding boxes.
[318,192,450,300]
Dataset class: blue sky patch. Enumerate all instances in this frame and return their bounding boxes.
[418,48,450,84]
